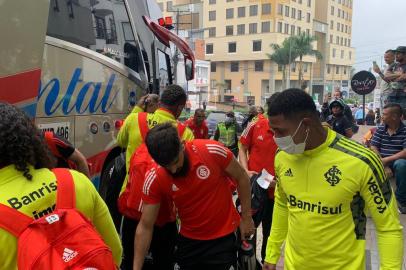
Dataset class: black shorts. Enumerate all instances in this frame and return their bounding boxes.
[175,232,238,270]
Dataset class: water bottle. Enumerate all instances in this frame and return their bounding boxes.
[239,240,257,270]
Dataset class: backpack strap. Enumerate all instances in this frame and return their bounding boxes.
[53,168,76,209]
[138,112,149,141]
[177,122,187,138]
[0,204,33,237]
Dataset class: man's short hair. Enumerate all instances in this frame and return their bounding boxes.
[267,88,317,119]
[334,89,342,97]
[385,49,395,54]
[145,123,181,166]
[160,84,187,107]
[195,108,205,115]
[384,103,403,117]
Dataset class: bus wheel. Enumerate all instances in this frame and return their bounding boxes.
[100,153,126,232]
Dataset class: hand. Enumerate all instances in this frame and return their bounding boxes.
[384,166,393,178]
[373,65,381,74]
[381,157,390,166]
[246,170,258,178]
[395,73,406,81]
[269,179,277,188]
[239,215,255,240]
[137,94,149,108]
[262,263,277,270]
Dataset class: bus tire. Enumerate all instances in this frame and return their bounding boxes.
[100,153,126,232]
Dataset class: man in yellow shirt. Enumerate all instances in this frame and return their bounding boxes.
[263,89,403,270]
[117,84,194,269]
[0,102,122,269]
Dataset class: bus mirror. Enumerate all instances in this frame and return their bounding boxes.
[185,58,194,81]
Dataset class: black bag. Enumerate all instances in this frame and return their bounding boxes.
[236,173,268,228]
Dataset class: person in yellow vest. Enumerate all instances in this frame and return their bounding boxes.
[214,111,239,157]
[116,85,194,270]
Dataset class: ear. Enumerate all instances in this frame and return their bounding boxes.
[302,117,313,129]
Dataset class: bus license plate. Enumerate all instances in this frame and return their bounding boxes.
[38,122,70,140]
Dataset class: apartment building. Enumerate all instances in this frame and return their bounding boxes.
[156,0,355,106]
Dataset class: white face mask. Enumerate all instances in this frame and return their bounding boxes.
[274,120,309,155]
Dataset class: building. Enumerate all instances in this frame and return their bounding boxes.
[157,0,354,106]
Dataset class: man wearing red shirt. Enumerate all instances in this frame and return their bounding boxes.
[133,123,255,270]
[185,108,208,139]
[238,94,279,263]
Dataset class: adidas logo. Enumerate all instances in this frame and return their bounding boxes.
[172,184,179,191]
[62,247,78,262]
[257,135,264,141]
[284,168,293,177]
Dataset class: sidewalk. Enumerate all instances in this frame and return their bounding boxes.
[257,125,406,269]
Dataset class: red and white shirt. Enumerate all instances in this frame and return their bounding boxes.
[142,140,240,240]
[185,118,208,139]
[239,114,278,198]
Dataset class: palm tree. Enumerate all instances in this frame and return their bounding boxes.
[267,38,297,90]
[290,33,323,87]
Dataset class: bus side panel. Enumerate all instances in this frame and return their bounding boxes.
[37,43,143,184]
[0,0,50,116]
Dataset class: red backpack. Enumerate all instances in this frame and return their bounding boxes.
[118,112,185,220]
[0,168,116,270]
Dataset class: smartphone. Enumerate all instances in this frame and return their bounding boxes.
[373,61,378,68]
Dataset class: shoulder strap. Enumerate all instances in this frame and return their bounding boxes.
[0,204,33,237]
[44,131,61,158]
[177,122,187,137]
[53,168,76,209]
[138,112,149,141]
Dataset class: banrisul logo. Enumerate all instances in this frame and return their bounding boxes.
[38,68,119,115]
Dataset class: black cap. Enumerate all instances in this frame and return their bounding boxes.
[395,46,406,53]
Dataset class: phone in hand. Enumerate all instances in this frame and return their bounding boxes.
[373,61,378,68]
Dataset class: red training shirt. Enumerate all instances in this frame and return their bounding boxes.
[142,140,240,240]
[185,118,208,139]
[239,114,278,198]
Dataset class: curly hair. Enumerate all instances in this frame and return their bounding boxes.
[0,103,55,180]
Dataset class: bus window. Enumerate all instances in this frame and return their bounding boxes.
[47,0,144,75]
[157,49,172,92]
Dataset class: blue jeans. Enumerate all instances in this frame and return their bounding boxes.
[393,159,406,206]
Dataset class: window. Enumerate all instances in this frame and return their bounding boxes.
[226,25,233,36]
[262,3,271,15]
[298,10,302,20]
[255,61,264,72]
[158,2,164,11]
[209,0,216,4]
[208,27,216,37]
[297,26,301,34]
[277,22,283,33]
[340,37,343,45]
[349,51,352,59]
[226,8,234,19]
[304,63,308,72]
[337,9,341,18]
[331,6,334,15]
[330,34,333,43]
[284,23,289,34]
[333,48,336,57]
[206,43,213,54]
[327,65,331,74]
[211,62,216,72]
[307,0,311,7]
[238,7,246,17]
[253,40,262,52]
[228,42,236,53]
[249,23,258,34]
[167,1,173,11]
[226,0,233,2]
[291,63,296,72]
[345,25,348,33]
[348,39,351,46]
[298,0,302,3]
[344,67,347,75]
[277,4,283,15]
[330,20,334,30]
[211,79,216,88]
[291,8,296,18]
[336,36,339,44]
[278,65,283,72]
[336,66,339,74]
[344,38,347,46]
[285,6,290,17]
[250,5,258,16]
[341,24,344,32]
[341,50,344,58]
[307,13,311,23]
[262,21,270,33]
[337,22,340,31]
[230,61,239,72]
[209,11,216,21]
[237,24,245,35]
[306,29,310,35]
[291,25,295,35]
[47,0,147,75]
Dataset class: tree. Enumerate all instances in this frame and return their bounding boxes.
[267,38,297,90]
[290,33,323,87]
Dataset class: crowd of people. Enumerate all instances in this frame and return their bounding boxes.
[0,82,405,270]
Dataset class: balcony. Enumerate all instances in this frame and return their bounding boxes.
[94,27,118,44]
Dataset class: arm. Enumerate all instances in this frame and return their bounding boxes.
[370,129,382,156]
[213,126,220,141]
[225,157,255,239]
[263,175,289,268]
[382,149,406,165]
[344,128,354,138]
[238,143,258,177]
[68,149,90,177]
[133,203,160,270]
[342,117,354,138]
[360,162,403,269]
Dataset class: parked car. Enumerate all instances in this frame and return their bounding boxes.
[206,111,244,138]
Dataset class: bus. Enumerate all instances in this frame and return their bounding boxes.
[0,0,194,191]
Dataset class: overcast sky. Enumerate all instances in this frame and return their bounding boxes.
[352,0,406,72]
